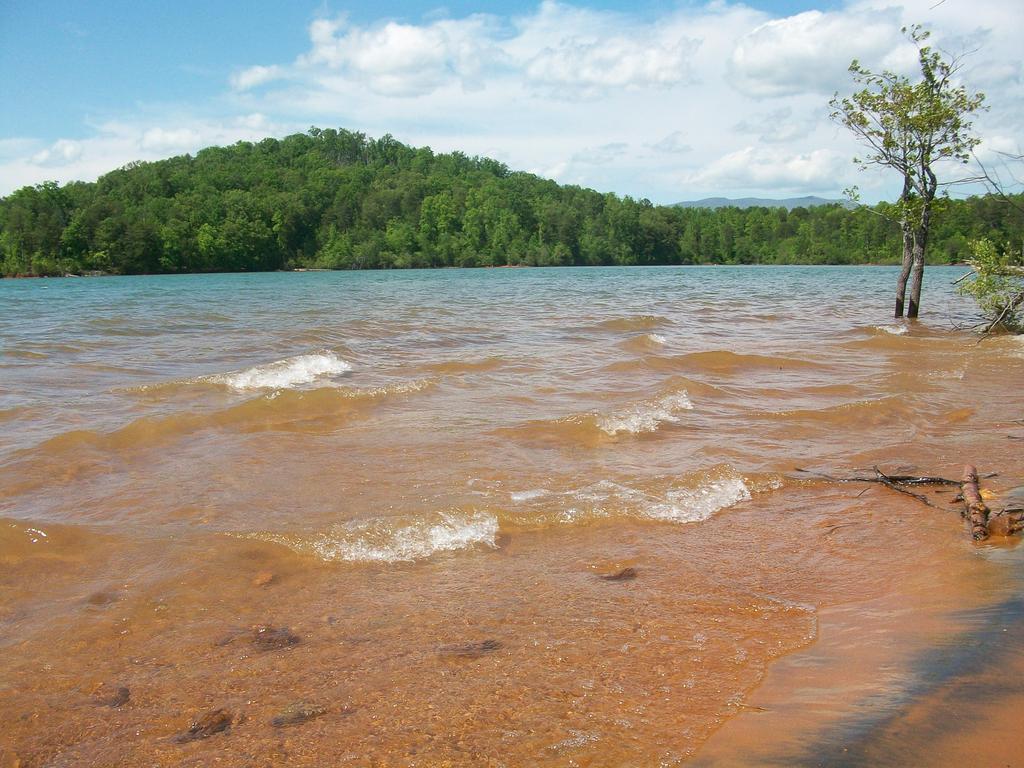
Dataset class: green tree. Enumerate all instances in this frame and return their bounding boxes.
[831,26,985,317]
[958,238,1024,332]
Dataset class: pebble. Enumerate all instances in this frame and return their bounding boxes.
[174,708,233,743]
[251,571,276,588]
[600,567,638,582]
[270,702,327,727]
[439,639,503,658]
[94,686,130,708]
[251,625,300,651]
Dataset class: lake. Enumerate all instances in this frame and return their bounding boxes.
[2,266,1022,765]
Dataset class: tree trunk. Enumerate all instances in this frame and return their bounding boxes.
[906,206,931,319]
[894,222,913,318]
[906,228,926,318]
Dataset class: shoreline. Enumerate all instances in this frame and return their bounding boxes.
[1,262,968,280]
[693,541,1024,766]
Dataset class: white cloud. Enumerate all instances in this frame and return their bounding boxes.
[31,139,84,167]
[140,127,203,151]
[2,1,1021,203]
[0,116,297,194]
[733,107,818,144]
[729,9,906,97]
[688,146,849,193]
[230,64,284,91]
[648,131,692,155]
[297,15,497,96]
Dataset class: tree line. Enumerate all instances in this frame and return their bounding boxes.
[2,127,1022,277]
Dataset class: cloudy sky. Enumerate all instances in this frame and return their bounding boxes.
[0,0,1020,203]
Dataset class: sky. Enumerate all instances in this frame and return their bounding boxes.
[0,0,1020,203]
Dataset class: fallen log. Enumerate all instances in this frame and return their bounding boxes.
[961,465,990,541]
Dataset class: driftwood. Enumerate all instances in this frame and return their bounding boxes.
[961,465,990,540]
[795,465,1021,541]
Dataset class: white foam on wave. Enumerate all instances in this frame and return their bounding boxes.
[596,391,693,435]
[644,478,751,523]
[212,352,352,391]
[874,324,908,336]
[253,510,498,564]
[510,488,551,503]
[351,379,434,397]
[506,475,751,527]
[647,333,667,345]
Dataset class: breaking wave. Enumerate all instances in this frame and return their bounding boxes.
[501,469,758,530]
[207,352,352,391]
[250,470,761,564]
[595,390,694,435]
[500,385,695,446]
[250,510,498,563]
[618,333,669,354]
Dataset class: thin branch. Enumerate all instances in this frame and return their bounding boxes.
[872,466,943,508]
[979,289,1024,336]
[952,270,975,285]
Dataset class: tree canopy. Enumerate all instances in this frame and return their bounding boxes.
[2,127,1021,278]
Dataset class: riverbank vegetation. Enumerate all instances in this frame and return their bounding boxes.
[2,128,1023,277]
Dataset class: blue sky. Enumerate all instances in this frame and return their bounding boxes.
[1,0,1019,202]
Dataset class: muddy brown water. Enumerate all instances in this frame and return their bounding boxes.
[1,267,1021,766]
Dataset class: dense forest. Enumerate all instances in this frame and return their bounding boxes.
[2,127,1023,276]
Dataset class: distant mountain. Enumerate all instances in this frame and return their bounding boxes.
[673,196,848,210]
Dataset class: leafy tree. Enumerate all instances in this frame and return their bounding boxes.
[958,238,1024,332]
[831,26,986,317]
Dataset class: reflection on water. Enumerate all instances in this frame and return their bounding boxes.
[1,266,1022,765]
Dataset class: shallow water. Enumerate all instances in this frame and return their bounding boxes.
[1,266,1022,765]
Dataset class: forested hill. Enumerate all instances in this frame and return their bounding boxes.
[2,127,1023,276]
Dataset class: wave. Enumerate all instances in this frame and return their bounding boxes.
[604,350,821,377]
[754,395,918,429]
[595,390,693,435]
[498,386,694,446]
[617,333,669,354]
[249,510,498,563]
[669,350,822,373]
[249,470,761,564]
[871,324,908,336]
[3,348,49,360]
[423,357,507,375]
[207,352,352,391]
[644,477,751,523]
[594,315,670,332]
[7,380,435,488]
[0,406,28,424]
[501,469,759,530]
